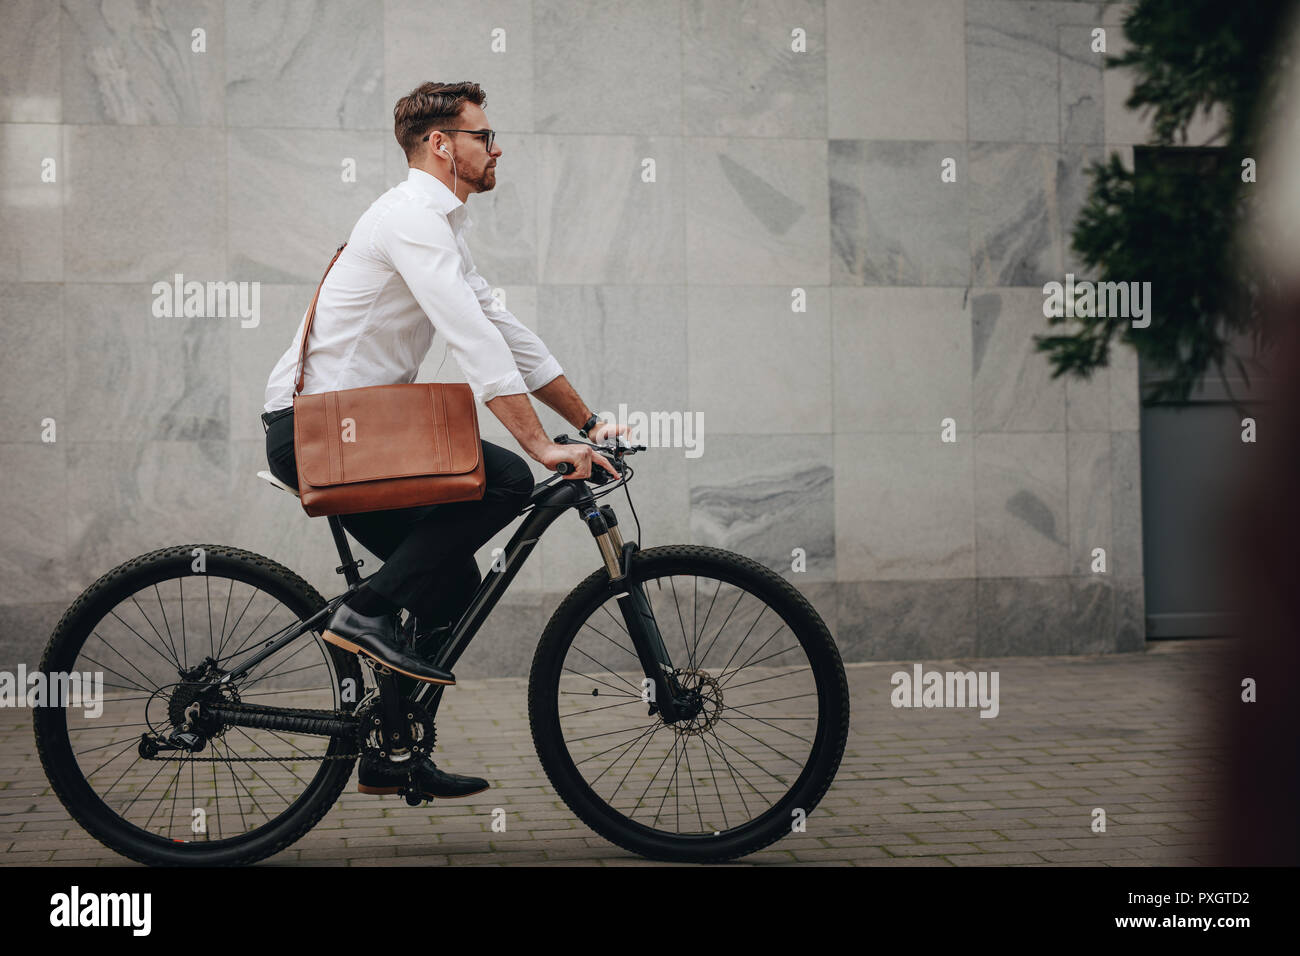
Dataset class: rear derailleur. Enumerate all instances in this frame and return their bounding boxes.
[139,658,231,757]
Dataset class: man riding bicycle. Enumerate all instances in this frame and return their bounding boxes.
[261,81,627,800]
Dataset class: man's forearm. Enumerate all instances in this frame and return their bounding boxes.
[531,375,596,431]
[485,392,554,461]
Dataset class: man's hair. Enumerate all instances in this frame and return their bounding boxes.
[394,81,486,162]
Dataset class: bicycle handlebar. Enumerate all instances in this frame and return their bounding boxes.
[550,434,646,484]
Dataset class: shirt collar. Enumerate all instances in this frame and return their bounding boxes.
[404,166,472,231]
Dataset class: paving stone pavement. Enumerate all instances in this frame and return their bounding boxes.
[0,639,1229,866]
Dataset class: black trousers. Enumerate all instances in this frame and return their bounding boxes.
[264,408,535,626]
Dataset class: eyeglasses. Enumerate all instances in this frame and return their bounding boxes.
[422,128,495,151]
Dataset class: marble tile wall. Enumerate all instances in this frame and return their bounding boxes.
[0,0,1154,675]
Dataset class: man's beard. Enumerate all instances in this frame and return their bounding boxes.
[470,164,496,193]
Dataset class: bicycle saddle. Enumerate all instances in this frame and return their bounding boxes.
[256,470,300,497]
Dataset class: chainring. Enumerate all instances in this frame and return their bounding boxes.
[354,696,437,760]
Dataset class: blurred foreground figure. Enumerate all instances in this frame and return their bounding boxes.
[1216,10,1300,866]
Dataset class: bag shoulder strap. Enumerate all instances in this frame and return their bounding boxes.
[293,242,348,396]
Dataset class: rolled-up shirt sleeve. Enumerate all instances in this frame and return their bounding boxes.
[463,251,564,392]
[374,204,529,404]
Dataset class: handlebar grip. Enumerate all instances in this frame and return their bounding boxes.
[555,461,574,475]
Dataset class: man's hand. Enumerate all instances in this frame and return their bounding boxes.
[587,420,630,443]
[538,443,620,481]
[484,392,623,481]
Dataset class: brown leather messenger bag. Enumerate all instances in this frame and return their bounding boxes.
[291,242,486,517]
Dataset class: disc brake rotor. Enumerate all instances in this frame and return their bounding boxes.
[670,667,724,737]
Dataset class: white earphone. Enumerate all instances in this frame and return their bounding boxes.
[428,138,456,382]
[439,142,457,194]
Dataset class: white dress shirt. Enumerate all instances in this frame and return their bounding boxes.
[263,166,563,412]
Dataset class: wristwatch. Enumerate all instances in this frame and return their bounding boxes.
[578,413,606,438]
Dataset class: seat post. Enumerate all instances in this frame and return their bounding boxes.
[327,515,364,587]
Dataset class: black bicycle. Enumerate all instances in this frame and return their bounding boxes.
[33,434,849,865]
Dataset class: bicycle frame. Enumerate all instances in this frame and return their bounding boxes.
[221,470,688,726]
[216,480,585,682]
[407,475,687,723]
[407,483,578,705]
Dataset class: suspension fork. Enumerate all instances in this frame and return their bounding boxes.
[580,495,686,723]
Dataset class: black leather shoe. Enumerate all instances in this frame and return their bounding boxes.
[357,751,489,799]
[322,605,456,685]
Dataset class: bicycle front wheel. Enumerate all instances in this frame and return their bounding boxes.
[528,545,850,863]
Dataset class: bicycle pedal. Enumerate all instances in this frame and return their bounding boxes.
[400,787,428,807]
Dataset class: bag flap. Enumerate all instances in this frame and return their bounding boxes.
[295,383,480,487]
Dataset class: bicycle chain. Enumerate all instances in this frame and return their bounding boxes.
[143,699,383,762]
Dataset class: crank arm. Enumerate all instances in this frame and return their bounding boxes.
[370,664,415,758]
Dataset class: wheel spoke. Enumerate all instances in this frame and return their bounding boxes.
[222,599,285,663]
[694,585,747,672]
[579,614,638,660]
[577,721,659,771]
[76,653,154,696]
[86,631,167,691]
[603,724,664,803]
[216,586,261,662]
[116,601,181,672]
[558,697,645,720]
[715,622,787,683]
[700,725,752,821]
[565,644,643,696]
[560,665,640,700]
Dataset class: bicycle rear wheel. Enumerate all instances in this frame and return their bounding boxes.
[528,545,849,863]
[33,545,363,866]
